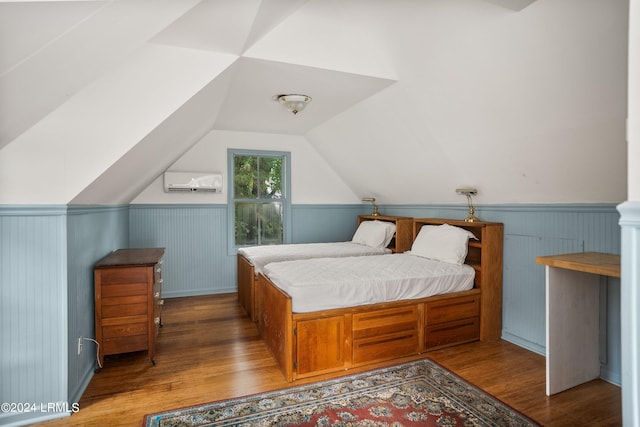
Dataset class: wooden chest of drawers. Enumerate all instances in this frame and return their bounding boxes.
[94,248,165,367]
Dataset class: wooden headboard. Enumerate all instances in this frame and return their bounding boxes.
[412,218,503,288]
[413,218,504,340]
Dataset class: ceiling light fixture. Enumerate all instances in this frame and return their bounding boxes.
[456,188,479,222]
[274,94,311,115]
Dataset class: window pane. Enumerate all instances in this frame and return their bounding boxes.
[234,155,258,199]
[231,150,288,248]
[259,202,283,244]
[235,202,258,246]
[258,157,283,199]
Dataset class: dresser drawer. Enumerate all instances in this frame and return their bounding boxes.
[102,322,148,339]
[101,283,148,298]
[102,295,147,306]
[103,335,148,355]
[102,302,147,318]
[99,267,148,285]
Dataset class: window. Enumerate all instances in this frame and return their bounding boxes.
[228,149,291,248]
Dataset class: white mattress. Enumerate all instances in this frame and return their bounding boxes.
[263,253,475,313]
[238,242,391,275]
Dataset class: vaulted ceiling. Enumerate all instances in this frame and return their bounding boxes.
[0,0,628,205]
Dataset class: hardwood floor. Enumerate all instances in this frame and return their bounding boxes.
[41,293,621,426]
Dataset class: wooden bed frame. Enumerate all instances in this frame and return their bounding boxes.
[238,214,413,321]
[257,218,504,382]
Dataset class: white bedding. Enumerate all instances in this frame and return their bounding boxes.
[263,253,475,313]
[238,242,391,275]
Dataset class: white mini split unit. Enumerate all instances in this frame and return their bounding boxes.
[163,171,223,193]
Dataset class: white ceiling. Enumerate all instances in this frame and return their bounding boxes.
[212,58,395,135]
[0,0,629,205]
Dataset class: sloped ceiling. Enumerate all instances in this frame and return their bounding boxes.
[0,0,628,205]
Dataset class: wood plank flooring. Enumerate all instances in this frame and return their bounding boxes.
[41,293,621,426]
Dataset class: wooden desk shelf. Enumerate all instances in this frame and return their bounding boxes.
[536,251,620,395]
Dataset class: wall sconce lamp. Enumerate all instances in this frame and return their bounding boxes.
[362,197,379,216]
[456,188,479,222]
[273,94,311,115]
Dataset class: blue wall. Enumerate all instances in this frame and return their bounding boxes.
[67,206,129,404]
[0,205,129,426]
[0,202,621,425]
[1,207,69,426]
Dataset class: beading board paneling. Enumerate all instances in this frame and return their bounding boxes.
[502,234,581,352]
[291,204,364,243]
[0,207,69,426]
[129,205,234,297]
[66,206,129,404]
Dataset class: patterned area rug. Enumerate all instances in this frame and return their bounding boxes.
[144,358,540,426]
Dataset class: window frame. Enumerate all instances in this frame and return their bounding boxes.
[227,148,292,254]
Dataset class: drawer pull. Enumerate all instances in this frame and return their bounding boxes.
[154,292,160,298]
[160,300,164,306]
[158,279,163,284]
[154,317,160,325]
[156,268,161,273]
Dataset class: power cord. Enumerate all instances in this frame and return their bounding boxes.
[82,337,103,369]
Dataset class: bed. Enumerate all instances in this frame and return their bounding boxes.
[237,215,413,321]
[257,218,504,381]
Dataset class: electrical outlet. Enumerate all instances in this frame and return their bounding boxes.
[77,337,83,355]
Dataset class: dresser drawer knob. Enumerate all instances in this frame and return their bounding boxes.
[154,292,160,298]
[160,299,164,306]
[154,317,161,325]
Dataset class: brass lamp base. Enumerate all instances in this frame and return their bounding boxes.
[463,199,479,222]
[464,213,479,222]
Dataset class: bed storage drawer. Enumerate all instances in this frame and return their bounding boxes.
[425,294,479,324]
[353,330,420,364]
[425,317,480,349]
[352,306,420,364]
[424,293,480,350]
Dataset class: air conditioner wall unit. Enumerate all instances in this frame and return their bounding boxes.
[163,171,223,193]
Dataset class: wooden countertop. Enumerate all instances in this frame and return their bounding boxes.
[535,252,620,278]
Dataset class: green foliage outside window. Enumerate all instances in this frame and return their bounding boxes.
[233,154,285,246]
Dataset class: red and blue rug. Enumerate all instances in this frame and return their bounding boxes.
[143,358,539,426]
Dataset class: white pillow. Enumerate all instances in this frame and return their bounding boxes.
[352,220,397,248]
[410,224,477,265]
